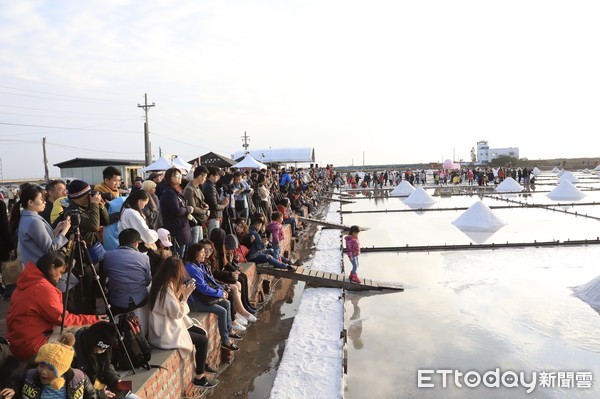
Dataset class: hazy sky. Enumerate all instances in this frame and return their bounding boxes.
[1,0,599,179]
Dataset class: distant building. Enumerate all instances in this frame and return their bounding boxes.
[476,141,519,163]
[54,158,145,187]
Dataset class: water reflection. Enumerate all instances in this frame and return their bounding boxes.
[347,295,363,350]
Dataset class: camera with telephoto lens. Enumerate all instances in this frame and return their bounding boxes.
[63,208,81,226]
[221,184,234,195]
[89,189,113,201]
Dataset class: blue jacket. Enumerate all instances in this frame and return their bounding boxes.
[18,210,68,266]
[243,225,266,261]
[185,261,224,300]
[103,246,151,309]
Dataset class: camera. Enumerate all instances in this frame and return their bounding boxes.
[63,209,82,226]
[89,189,113,201]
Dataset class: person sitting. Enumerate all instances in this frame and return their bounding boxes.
[73,322,141,398]
[102,229,151,335]
[147,228,173,276]
[6,251,103,362]
[276,198,299,237]
[242,214,294,271]
[18,333,96,398]
[184,244,240,352]
[148,257,218,389]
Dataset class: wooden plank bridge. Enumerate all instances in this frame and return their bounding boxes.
[256,264,404,292]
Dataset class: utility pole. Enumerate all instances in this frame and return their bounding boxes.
[42,137,50,181]
[137,93,155,166]
[241,131,250,154]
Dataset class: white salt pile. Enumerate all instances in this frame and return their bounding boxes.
[532,167,541,176]
[390,181,416,197]
[594,165,600,171]
[583,168,591,174]
[552,167,561,174]
[559,171,578,183]
[403,187,437,206]
[451,200,506,244]
[452,200,507,231]
[574,276,600,310]
[495,177,523,193]
[546,180,586,201]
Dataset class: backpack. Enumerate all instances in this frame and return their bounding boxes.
[112,312,152,370]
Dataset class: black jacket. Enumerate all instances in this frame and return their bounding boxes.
[73,328,120,392]
[202,180,225,220]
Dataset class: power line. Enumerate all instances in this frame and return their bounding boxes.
[0,90,125,104]
[0,84,130,104]
[0,111,135,121]
[0,103,135,117]
[0,121,139,133]
[0,138,142,155]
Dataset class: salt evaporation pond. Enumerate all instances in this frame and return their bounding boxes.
[342,172,600,398]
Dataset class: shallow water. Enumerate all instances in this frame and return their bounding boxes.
[344,174,600,398]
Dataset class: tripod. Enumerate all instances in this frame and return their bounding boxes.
[60,224,137,374]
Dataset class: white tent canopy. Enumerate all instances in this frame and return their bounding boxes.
[232,147,315,164]
[233,154,268,170]
[172,157,193,172]
[141,156,173,172]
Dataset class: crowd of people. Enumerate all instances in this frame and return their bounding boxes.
[0,163,333,398]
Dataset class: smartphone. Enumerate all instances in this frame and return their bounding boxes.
[184,278,194,286]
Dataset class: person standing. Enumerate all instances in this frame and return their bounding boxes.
[184,165,210,245]
[202,166,229,238]
[94,166,122,202]
[40,179,67,223]
[160,168,193,258]
[345,225,362,284]
[9,185,71,267]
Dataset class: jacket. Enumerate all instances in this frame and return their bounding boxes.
[345,235,361,258]
[202,180,225,220]
[20,368,97,399]
[159,186,191,247]
[17,210,68,267]
[59,201,109,247]
[102,246,151,309]
[118,208,158,246]
[185,261,224,300]
[148,285,194,357]
[266,221,285,245]
[183,182,209,225]
[0,200,14,261]
[73,327,121,390]
[6,263,99,361]
[243,226,267,261]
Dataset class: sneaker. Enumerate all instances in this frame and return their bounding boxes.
[232,323,246,332]
[204,364,219,374]
[221,341,240,351]
[236,315,248,326]
[286,265,295,272]
[193,376,218,388]
[246,314,258,323]
[228,332,243,340]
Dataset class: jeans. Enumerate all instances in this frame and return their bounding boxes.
[190,225,204,245]
[189,297,232,344]
[283,218,297,236]
[207,219,220,239]
[350,256,359,274]
[252,249,289,269]
[272,242,281,261]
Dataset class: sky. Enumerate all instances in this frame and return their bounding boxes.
[1,0,600,180]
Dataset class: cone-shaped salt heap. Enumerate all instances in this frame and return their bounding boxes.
[594,165,600,172]
[575,275,600,310]
[495,177,523,193]
[552,167,561,174]
[390,181,416,197]
[583,168,590,174]
[452,200,507,231]
[546,180,585,201]
[532,167,541,176]
[404,187,437,206]
[558,171,578,183]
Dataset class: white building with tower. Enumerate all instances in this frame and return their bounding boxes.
[477,140,519,163]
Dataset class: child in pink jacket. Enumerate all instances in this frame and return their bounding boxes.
[344,225,361,283]
[267,211,286,261]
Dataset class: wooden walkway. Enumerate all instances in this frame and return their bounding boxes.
[255,264,404,292]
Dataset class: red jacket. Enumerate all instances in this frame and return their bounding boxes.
[345,235,361,258]
[6,262,99,361]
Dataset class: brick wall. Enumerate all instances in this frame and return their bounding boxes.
[132,226,294,399]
